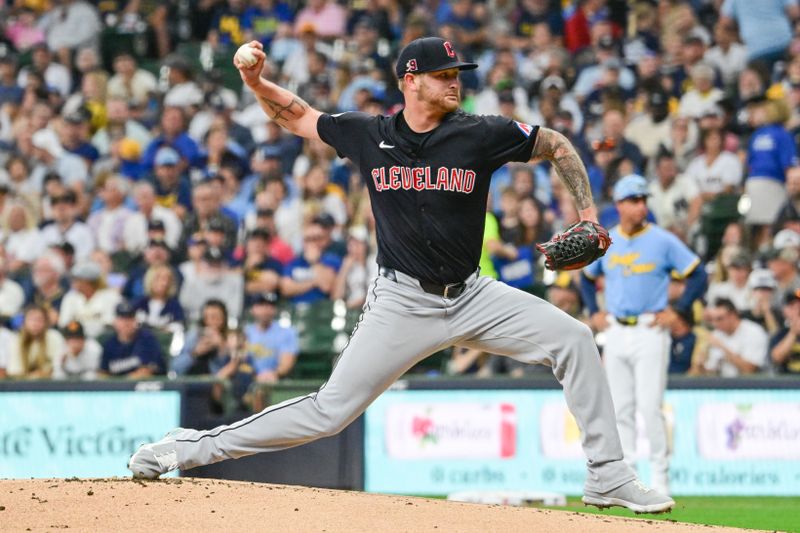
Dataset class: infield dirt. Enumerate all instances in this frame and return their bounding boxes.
[0,478,759,532]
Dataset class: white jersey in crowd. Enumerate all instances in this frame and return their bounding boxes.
[53,338,103,380]
[58,288,122,338]
[0,277,25,317]
[684,151,742,194]
[40,221,96,261]
[704,319,768,377]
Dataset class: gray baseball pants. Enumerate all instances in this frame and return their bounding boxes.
[174,270,635,492]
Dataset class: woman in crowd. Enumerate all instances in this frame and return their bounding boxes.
[5,305,65,378]
[133,264,185,331]
[173,298,229,376]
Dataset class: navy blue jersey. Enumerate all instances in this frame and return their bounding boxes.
[317,110,538,284]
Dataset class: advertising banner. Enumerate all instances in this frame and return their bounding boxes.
[365,389,800,496]
[0,391,180,478]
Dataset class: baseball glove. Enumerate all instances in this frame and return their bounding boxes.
[536,220,612,271]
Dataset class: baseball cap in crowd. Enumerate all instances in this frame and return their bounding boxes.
[148,219,166,231]
[63,107,90,124]
[497,90,515,104]
[116,301,137,318]
[675,308,695,327]
[728,252,752,269]
[748,268,777,290]
[312,213,336,229]
[540,75,566,93]
[785,288,800,305]
[256,208,275,218]
[395,37,478,79]
[70,261,102,281]
[648,91,668,108]
[207,218,227,233]
[51,190,77,205]
[62,320,85,339]
[773,228,800,250]
[248,227,271,240]
[260,144,283,160]
[155,146,180,167]
[613,174,650,202]
[148,238,170,251]
[252,291,279,305]
[203,246,225,264]
[700,104,724,119]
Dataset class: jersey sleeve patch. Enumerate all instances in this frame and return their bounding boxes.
[515,121,534,137]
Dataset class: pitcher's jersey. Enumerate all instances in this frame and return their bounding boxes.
[317,110,538,284]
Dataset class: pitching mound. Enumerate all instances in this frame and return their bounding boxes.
[0,478,750,532]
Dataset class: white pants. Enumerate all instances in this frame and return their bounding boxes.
[603,315,671,493]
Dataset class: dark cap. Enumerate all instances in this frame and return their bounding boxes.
[260,144,283,159]
[395,37,478,79]
[497,90,515,104]
[248,227,271,240]
[62,320,85,338]
[148,219,166,231]
[728,252,751,269]
[203,246,225,264]
[312,213,335,228]
[63,109,89,124]
[786,288,800,305]
[648,90,668,108]
[148,238,170,251]
[675,308,694,327]
[116,301,137,318]
[252,291,279,305]
[207,218,227,233]
[256,207,275,218]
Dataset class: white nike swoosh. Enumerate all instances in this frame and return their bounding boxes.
[379,141,395,149]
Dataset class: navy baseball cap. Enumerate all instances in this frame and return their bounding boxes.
[613,174,650,202]
[395,37,477,79]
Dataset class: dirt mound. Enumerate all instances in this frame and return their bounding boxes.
[0,478,751,532]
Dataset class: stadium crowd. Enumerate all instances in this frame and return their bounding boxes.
[1,0,800,400]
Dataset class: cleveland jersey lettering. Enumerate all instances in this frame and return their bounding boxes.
[370,166,476,193]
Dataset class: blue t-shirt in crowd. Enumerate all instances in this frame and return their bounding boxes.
[241,2,293,48]
[493,246,537,290]
[141,135,201,172]
[101,328,165,376]
[283,253,342,304]
[721,0,796,59]
[132,296,186,328]
[244,321,299,375]
[669,331,696,374]
[747,124,797,182]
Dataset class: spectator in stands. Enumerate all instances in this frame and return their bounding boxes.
[669,309,706,375]
[302,165,348,231]
[123,238,176,301]
[766,242,800,308]
[149,146,193,220]
[770,288,800,374]
[0,256,25,321]
[704,18,748,88]
[40,189,95,261]
[332,225,374,309]
[178,234,207,285]
[174,299,229,375]
[647,151,701,240]
[658,115,698,173]
[242,228,283,306]
[720,0,799,69]
[625,90,672,163]
[241,0,294,49]
[744,97,796,240]
[678,63,724,119]
[16,43,71,97]
[98,301,165,378]
[133,264,185,331]
[142,106,201,172]
[106,53,158,109]
[25,252,69,325]
[92,97,153,157]
[30,128,89,194]
[41,0,102,69]
[281,224,341,305]
[58,261,121,338]
[745,268,781,335]
[246,208,294,265]
[773,166,800,234]
[179,246,244,322]
[245,291,298,383]
[706,251,753,313]
[87,175,135,256]
[309,213,346,258]
[3,203,45,274]
[294,0,347,39]
[53,320,101,380]
[5,305,64,379]
[124,181,183,254]
[180,180,238,257]
[0,324,11,378]
[700,298,768,377]
[684,127,742,201]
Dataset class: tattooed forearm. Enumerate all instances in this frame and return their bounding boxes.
[531,127,594,211]
[258,95,309,124]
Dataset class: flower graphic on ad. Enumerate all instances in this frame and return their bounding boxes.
[725,418,745,450]
[412,416,437,446]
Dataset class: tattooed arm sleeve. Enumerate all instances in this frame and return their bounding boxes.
[531,127,595,214]
[250,79,323,140]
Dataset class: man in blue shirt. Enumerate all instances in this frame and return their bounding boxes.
[99,302,165,378]
[244,291,299,382]
[582,175,707,496]
[281,225,341,305]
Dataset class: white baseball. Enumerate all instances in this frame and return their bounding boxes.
[235,44,258,68]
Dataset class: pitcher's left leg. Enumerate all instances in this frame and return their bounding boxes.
[450,277,634,493]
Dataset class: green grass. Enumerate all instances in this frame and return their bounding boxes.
[548,496,800,532]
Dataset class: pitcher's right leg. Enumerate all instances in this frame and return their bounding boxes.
[129,276,450,477]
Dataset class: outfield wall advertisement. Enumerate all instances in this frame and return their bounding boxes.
[0,391,181,478]
[365,389,800,496]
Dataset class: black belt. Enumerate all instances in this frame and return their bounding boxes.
[379,267,468,299]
